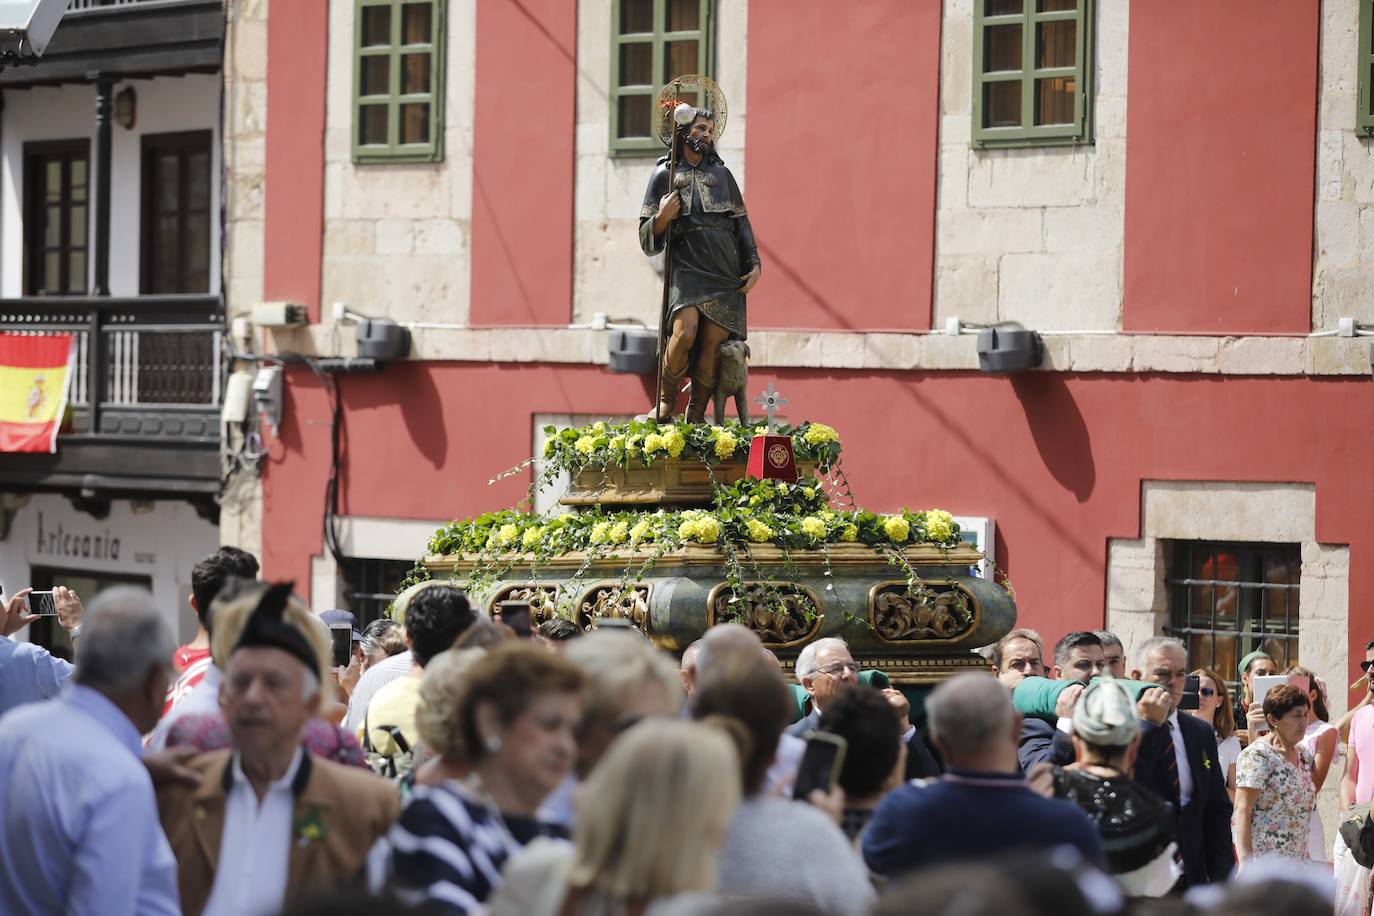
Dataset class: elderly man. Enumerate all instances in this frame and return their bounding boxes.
[787,636,939,780]
[157,583,398,915]
[1017,631,1108,772]
[1130,636,1233,888]
[1095,630,1127,679]
[0,587,180,915]
[862,672,1103,878]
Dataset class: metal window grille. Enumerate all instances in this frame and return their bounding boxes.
[341,557,415,625]
[1164,540,1301,692]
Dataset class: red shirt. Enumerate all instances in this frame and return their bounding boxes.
[173,645,210,674]
[164,646,213,716]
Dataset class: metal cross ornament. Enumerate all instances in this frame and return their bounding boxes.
[753,382,787,431]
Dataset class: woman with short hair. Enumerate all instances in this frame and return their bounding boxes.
[488,719,740,916]
[1233,684,1315,864]
[375,642,586,914]
[816,684,907,843]
[1288,664,1340,862]
[1185,667,1241,799]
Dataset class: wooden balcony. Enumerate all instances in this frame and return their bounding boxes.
[0,295,223,505]
[0,0,223,87]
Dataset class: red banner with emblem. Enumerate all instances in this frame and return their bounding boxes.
[0,333,75,453]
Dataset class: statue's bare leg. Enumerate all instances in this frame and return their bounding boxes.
[656,307,698,420]
[686,318,730,423]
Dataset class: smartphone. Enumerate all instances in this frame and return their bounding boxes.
[1179,674,1201,710]
[498,601,533,639]
[26,590,58,617]
[793,730,848,801]
[329,624,353,668]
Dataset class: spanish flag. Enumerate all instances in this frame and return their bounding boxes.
[0,333,75,454]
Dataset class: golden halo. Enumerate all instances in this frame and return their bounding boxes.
[654,74,728,148]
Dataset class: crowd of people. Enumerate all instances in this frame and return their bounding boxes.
[0,545,1365,915]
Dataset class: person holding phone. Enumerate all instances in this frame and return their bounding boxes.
[0,585,83,717]
[1186,667,1242,800]
[816,684,907,844]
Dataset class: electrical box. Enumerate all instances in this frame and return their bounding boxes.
[608,329,657,374]
[356,318,410,361]
[252,301,307,328]
[221,371,253,425]
[252,365,283,431]
[976,325,1044,374]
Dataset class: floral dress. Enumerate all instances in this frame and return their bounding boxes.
[1234,738,1316,860]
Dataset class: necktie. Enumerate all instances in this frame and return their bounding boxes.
[1160,721,1182,806]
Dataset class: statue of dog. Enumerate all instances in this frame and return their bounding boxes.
[713,340,750,426]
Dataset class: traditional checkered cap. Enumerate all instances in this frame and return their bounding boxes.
[1072,676,1140,747]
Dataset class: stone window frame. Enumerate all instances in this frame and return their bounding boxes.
[1360,0,1374,135]
[971,0,1095,149]
[352,0,447,164]
[609,0,714,158]
[1162,539,1302,691]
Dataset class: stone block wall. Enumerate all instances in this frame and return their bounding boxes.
[224,0,269,320]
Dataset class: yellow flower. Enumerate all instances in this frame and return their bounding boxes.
[777,482,789,494]
[609,521,629,545]
[521,526,544,549]
[925,509,955,542]
[713,430,738,459]
[883,516,910,544]
[490,523,519,548]
[589,521,611,545]
[664,429,686,459]
[542,438,555,457]
[626,435,641,455]
[821,510,836,521]
[574,435,596,455]
[803,423,839,445]
[609,435,625,451]
[800,517,826,539]
[840,524,859,542]
[592,421,607,434]
[745,519,773,542]
[802,487,816,500]
[630,519,655,543]
[678,514,721,544]
[643,433,666,454]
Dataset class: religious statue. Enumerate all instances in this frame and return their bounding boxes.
[639,75,761,423]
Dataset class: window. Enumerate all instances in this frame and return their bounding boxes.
[610,0,713,156]
[341,557,415,624]
[23,140,90,295]
[1164,541,1301,689]
[141,131,212,294]
[1360,0,1374,134]
[971,0,1093,148]
[353,0,446,163]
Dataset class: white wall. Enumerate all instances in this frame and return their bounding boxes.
[1,73,223,298]
[0,493,220,644]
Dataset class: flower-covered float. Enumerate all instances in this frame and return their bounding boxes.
[413,418,1016,684]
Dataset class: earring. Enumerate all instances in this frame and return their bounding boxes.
[484,735,501,753]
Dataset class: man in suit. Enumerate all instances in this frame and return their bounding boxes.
[786,636,940,779]
[1017,631,1107,772]
[1130,635,1234,887]
[157,583,398,916]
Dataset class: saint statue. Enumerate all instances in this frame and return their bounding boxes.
[639,76,760,422]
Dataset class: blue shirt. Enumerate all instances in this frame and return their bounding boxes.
[0,635,73,718]
[0,685,181,915]
[862,769,1106,877]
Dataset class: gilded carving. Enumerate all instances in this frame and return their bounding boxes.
[489,583,560,625]
[869,580,977,643]
[577,584,652,633]
[708,583,823,647]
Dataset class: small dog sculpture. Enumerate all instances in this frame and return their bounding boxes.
[713,340,751,426]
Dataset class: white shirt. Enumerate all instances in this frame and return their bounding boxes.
[145,664,224,751]
[1168,712,1194,807]
[201,748,305,916]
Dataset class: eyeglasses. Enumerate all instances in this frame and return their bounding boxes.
[1200,687,1215,698]
[1361,660,1374,673]
[815,661,857,678]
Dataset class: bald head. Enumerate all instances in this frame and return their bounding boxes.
[926,672,1017,767]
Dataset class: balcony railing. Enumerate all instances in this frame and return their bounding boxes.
[0,295,222,440]
[66,0,205,12]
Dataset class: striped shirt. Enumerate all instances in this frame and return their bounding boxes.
[381,781,567,915]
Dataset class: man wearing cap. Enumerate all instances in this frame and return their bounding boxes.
[157,583,398,916]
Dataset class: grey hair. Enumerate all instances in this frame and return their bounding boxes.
[1093,630,1124,652]
[795,637,849,682]
[1133,636,1187,673]
[73,586,175,694]
[926,672,1014,758]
